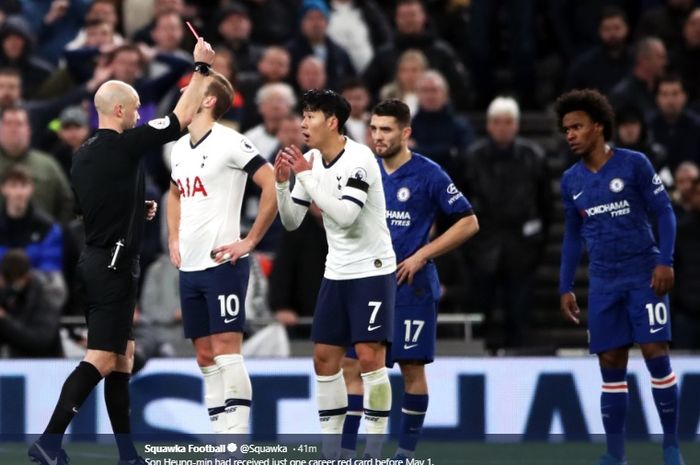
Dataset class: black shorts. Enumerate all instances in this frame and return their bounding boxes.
[77,246,140,355]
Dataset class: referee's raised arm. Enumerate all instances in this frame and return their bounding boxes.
[172,37,216,129]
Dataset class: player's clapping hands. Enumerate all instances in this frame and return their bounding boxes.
[193,37,215,65]
[560,291,581,325]
[274,150,291,183]
[397,252,428,285]
[650,265,674,296]
[280,145,314,174]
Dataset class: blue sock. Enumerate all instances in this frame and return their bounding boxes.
[341,394,363,452]
[600,367,628,461]
[645,356,679,449]
[397,393,429,456]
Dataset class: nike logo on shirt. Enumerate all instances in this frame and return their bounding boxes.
[573,191,584,200]
[367,325,381,331]
[403,343,418,350]
[224,317,237,323]
[649,327,664,334]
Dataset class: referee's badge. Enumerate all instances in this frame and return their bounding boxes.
[147,115,171,129]
[609,178,625,193]
[397,187,411,202]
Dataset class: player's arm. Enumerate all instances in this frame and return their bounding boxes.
[274,150,309,231]
[559,177,584,325]
[166,182,181,268]
[637,156,676,295]
[282,145,365,229]
[398,213,479,285]
[212,159,278,262]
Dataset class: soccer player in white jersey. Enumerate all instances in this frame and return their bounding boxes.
[167,71,277,435]
[275,89,396,458]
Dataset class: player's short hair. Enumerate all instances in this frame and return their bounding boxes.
[554,89,615,141]
[300,89,351,132]
[656,73,685,94]
[371,99,411,128]
[205,70,234,120]
[1,164,32,185]
[600,5,627,24]
[487,96,520,121]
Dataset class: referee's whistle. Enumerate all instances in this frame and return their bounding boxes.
[108,239,125,271]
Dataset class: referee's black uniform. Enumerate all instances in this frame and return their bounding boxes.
[71,112,181,355]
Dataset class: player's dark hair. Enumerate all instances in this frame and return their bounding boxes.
[656,73,685,94]
[300,89,351,133]
[554,89,615,141]
[600,6,627,24]
[205,70,234,121]
[372,99,411,128]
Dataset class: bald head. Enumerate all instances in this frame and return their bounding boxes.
[95,80,140,131]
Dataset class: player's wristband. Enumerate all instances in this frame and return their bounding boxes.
[275,181,290,190]
[193,61,210,76]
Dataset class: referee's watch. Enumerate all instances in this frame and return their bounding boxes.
[194,61,211,76]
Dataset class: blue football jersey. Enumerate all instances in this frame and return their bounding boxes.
[560,148,672,289]
[380,153,473,304]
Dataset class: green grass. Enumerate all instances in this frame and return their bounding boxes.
[4,441,699,465]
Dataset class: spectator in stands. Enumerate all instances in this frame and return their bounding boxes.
[327,0,391,73]
[671,161,699,217]
[364,0,469,109]
[244,82,296,161]
[609,37,667,118]
[469,0,536,109]
[341,78,371,144]
[132,0,191,49]
[672,179,700,349]
[669,8,700,108]
[246,0,302,46]
[149,11,187,58]
[295,55,327,96]
[565,6,633,96]
[410,70,473,187]
[464,96,551,349]
[0,107,73,222]
[269,204,327,339]
[614,106,668,172]
[0,66,109,149]
[65,0,124,51]
[649,74,700,172]
[0,16,53,98]
[636,0,694,51]
[286,0,355,90]
[0,165,67,308]
[238,46,291,131]
[20,0,90,65]
[214,3,263,74]
[0,248,63,357]
[49,106,91,179]
[379,49,428,118]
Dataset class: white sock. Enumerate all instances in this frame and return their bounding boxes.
[317,370,347,458]
[214,354,252,434]
[362,367,392,458]
[200,365,227,434]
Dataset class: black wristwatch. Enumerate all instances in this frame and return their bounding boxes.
[194,61,210,76]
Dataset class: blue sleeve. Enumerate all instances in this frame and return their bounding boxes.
[430,166,473,217]
[635,155,676,265]
[559,176,584,294]
[36,224,64,272]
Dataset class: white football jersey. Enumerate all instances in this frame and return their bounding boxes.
[171,123,262,271]
[291,137,396,279]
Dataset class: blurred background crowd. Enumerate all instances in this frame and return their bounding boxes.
[0,0,699,363]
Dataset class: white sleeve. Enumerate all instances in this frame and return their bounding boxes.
[295,155,373,229]
[228,135,261,170]
[276,179,309,231]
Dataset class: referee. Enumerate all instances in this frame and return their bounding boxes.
[29,38,215,465]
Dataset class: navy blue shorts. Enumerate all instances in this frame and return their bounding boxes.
[179,257,250,340]
[311,273,396,347]
[588,285,672,354]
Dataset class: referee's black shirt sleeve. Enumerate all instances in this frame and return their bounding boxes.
[120,113,182,160]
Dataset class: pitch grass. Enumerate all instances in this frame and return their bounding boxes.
[3,441,699,465]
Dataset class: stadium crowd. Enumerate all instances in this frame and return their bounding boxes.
[0,0,699,358]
